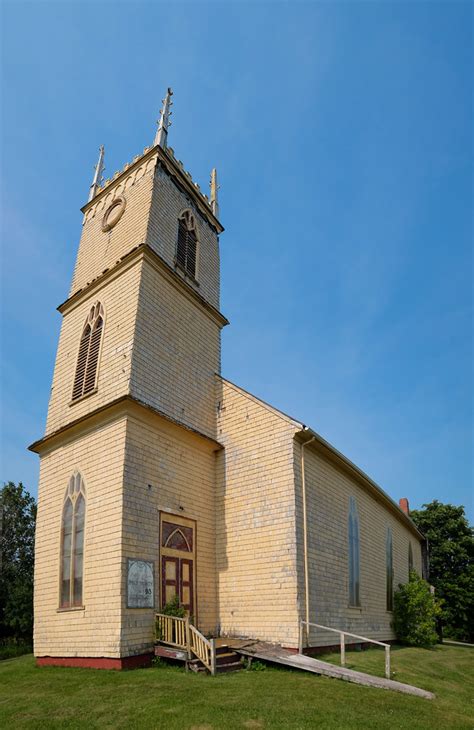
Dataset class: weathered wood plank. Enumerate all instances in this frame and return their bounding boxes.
[235,643,435,700]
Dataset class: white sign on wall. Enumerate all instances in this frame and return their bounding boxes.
[127,559,154,608]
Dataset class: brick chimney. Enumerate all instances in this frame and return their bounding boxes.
[399,498,410,515]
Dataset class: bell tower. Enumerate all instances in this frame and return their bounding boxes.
[31,90,227,667]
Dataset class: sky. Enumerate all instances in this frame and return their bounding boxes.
[1,1,472,522]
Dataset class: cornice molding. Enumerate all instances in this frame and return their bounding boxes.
[57,243,229,329]
[28,394,222,456]
[81,145,224,235]
[295,430,424,541]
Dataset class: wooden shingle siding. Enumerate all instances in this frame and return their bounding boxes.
[45,264,141,436]
[34,418,127,658]
[146,167,220,310]
[129,259,221,441]
[216,378,301,647]
[293,443,423,647]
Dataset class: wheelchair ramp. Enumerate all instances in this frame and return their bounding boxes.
[233,641,434,699]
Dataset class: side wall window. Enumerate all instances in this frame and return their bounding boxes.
[72,302,104,401]
[348,496,360,606]
[60,472,86,608]
[386,526,394,611]
[176,210,198,279]
[408,541,414,575]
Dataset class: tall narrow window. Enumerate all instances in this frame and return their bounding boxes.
[348,496,360,606]
[386,526,393,611]
[175,210,198,279]
[60,472,86,608]
[408,542,414,575]
[72,302,104,401]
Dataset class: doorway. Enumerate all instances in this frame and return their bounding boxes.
[160,513,196,618]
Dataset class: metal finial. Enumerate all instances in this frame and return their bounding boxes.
[210,167,219,218]
[88,145,105,202]
[154,87,173,148]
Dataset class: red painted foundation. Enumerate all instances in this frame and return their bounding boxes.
[36,653,153,670]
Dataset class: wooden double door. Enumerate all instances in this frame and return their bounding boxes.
[160,513,196,617]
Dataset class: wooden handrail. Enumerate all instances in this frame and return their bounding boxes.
[155,613,216,675]
[299,620,391,679]
[155,613,188,649]
[189,623,216,675]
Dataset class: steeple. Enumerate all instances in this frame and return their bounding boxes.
[88,145,105,202]
[154,87,173,148]
[210,168,219,218]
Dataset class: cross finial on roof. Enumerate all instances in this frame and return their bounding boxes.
[154,87,173,148]
[88,145,105,202]
[210,167,219,218]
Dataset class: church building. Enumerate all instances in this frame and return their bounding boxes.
[30,89,426,669]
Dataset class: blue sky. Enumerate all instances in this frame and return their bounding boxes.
[1,1,472,522]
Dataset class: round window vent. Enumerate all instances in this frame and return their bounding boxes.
[102,196,126,232]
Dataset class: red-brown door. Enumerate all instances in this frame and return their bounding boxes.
[161,556,179,607]
[180,559,193,614]
[160,514,196,619]
[161,557,194,616]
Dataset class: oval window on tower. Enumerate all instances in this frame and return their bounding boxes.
[102,196,126,232]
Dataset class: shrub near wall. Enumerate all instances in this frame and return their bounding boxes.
[392,571,440,648]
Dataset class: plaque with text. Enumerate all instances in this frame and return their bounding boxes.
[127,559,154,608]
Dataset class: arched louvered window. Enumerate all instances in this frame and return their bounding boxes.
[176,210,198,279]
[72,302,104,401]
[386,526,394,611]
[408,542,414,575]
[60,472,86,608]
[348,496,361,606]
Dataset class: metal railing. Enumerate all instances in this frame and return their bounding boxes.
[155,613,216,675]
[299,620,391,679]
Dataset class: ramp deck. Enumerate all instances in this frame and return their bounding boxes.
[231,640,434,699]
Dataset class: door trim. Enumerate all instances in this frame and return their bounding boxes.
[159,511,197,623]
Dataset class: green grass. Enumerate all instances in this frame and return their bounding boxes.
[0,645,472,729]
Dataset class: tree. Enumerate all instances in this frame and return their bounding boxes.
[392,570,440,647]
[410,500,474,643]
[0,482,37,640]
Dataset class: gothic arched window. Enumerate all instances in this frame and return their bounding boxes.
[386,526,394,611]
[408,541,414,575]
[60,472,86,608]
[348,496,360,606]
[176,210,198,279]
[72,302,104,401]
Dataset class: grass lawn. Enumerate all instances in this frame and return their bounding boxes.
[0,645,472,729]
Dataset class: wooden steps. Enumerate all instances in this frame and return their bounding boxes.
[154,644,188,661]
[187,645,242,674]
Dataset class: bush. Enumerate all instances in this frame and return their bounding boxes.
[0,638,33,661]
[155,595,186,641]
[392,571,440,647]
[161,595,186,618]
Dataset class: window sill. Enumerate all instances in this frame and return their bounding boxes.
[69,389,97,407]
[57,606,85,613]
[348,606,362,612]
[174,260,200,287]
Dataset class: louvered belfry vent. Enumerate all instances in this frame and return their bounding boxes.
[175,210,198,279]
[71,302,105,402]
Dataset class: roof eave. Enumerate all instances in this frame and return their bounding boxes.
[295,427,425,541]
